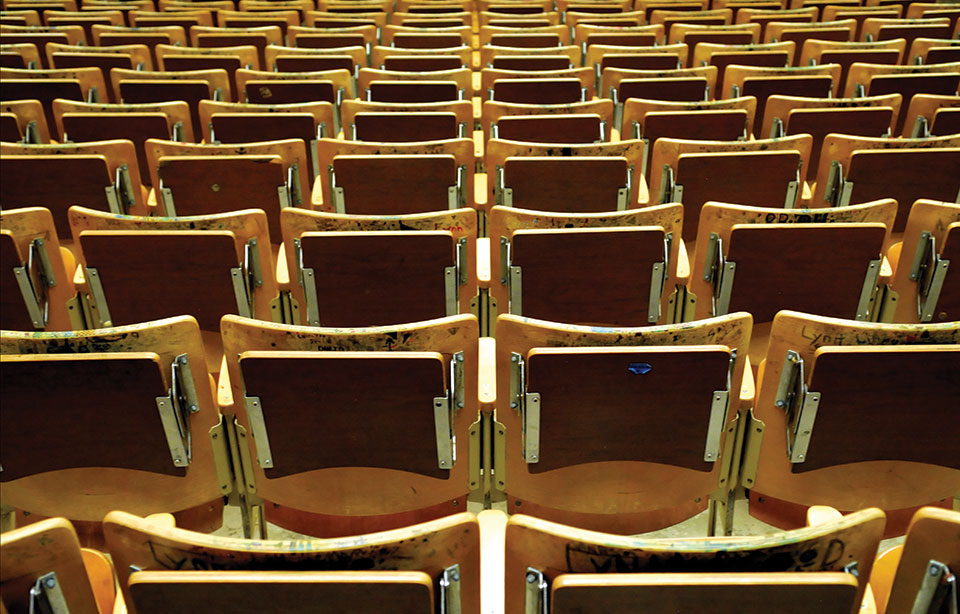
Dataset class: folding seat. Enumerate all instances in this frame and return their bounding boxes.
[217,9,300,36]
[341,101,471,142]
[0,41,40,68]
[491,311,750,534]
[319,0,393,11]
[0,99,49,143]
[236,68,353,110]
[51,98,192,186]
[42,9,124,41]
[479,0,552,15]
[586,43,688,91]
[485,138,646,213]
[481,67,593,105]
[45,42,152,102]
[143,138,313,244]
[880,200,960,324]
[799,39,906,94]
[501,507,885,614]
[479,24,569,48]
[3,0,77,10]
[103,512,479,613]
[821,4,903,39]
[812,133,960,231]
[91,25,187,67]
[190,25,283,68]
[390,11,474,27]
[0,518,116,614]
[157,0,233,10]
[130,9,215,29]
[240,0,313,12]
[478,44,582,72]
[360,66,474,101]
[480,98,615,143]
[281,207,477,326]
[722,63,841,136]
[668,22,761,51]
[564,10,645,27]
[305,11,388,30]
[0,315,231,542]
[288,23,378,51]
[155,44,260,102]
[648,134,814,242]
[1,139,147,240]
[0,207,79,331]
[111,67,230,135]
[374,43,475,71]
[384,23,473,47]
[735,6,817,40]
[265,43,365,74]
[763,93,902,179]
[556,0,633,13]
[0,10,42,27]
[621,96,756,180]
[650,8,735,40]
[480,11,561,27]
[909,37,960,65]
[380,54,470,73]
[715,0,787,12]
[902,93,960,137]
[870,507,960,614]
[0,66,105,138]
[907,1,960,24]
[846,61,960,133]
[692,40,795,98]
[764,19,857,50]
[315,137,475,214]
[742,310,960,535]
[603,66,718,110]
[0,24,85,66]
[636,0,709,20]
[861,17,954,49]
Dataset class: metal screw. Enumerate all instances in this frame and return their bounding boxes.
[526,573,537,584]
[44,577,56,588]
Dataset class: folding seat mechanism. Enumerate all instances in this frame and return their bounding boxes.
[495,164,631,210]
[434,351,466,470]
[912,559,957,614]
[22,119,41,144]
[524,567,548,614]
[155,353,200,468]
[231,237,264,319]
[105,163,136,215]
[775,349,821,464]
[328,163,466,213]
[440,564,463,614]
[658,164,681,205]
[159,164,301,215]
[13,237,57,329]
[823,160,853,207]
[171,120,185,142]
[909,230,950,322]
[29,572,69,614]
[702,232,736,317]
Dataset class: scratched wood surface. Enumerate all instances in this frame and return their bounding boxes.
[480,99,614,144]
[218,314,480,535]
[236,68,352,103]
[198,99,332,143]
[503,156,629,210]
[884,508,960,614]
[0,316,226,522]
[623,95,756,141]
[493,312,750,534]
[104,510,481,614]
[886,200,960,323]
[342,100,474,136]
[601,65,718,101]
[0,99,49,142]
[503,507,882,614]
[749,311,960,526]
[0,518,101,614]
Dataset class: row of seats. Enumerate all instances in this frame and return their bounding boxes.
[1,506,958,613]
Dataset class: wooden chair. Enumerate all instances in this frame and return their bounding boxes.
[870,507,960,614]
[359,66,473,99]
[491,114,608,144]
[341,99,473,142]
[603,67,718,118]
[0,518,115,614]
[103,511,480,614]
[0,10,42,27]
[305,10,387,30]
[821,4,903,36]
[0,24,85,65]
[46,42,153,102]
[586,43,688,94]
[236,68,353,106]
[906,2,960,25]
[484,138,646,213]
[264,44,366,74]
[144,138,313,244]
[880,200,960,324]
[52,99,193,185]
[0,66,105,138]
[721,63,841,136]
[843,62,960,134]
[650,8,735,40]
[198,100,332,156]
[385,23,472,47]
[217,9,300,36]
[0,41,41,68]
[762,93,902,180]
[909,37,960,66]
[669,22,761,50]
[0,315,229,544]
[374,44,474,71]
[799,38,906,93]
[190,25,283,69]
[902,93,960,137]
[811,133,960,232]
[381,55,469,72]
[735,6,817,40]
[492,311,750,534]
[502,507,884,614]
[573,23,665,49]
[861,17,953,49]
[43,9,124,41]
[289,23,378,51]
[0,98,49,143]
[744,310,960,536]
[155,43,260,101]
[621,96,756,180]
[479,44,582,71]
[764,18,857,46]
[482,68,592,104]
[479,11,561,27]
[315,137,475,214]
[391,11,474,27]
[692,41,795,98]
[91,24,188,66]
[130,9,214,29]
[480,99,615,144]
[0,207,79,331]
[480,24,570,47]
[280,207,478,326]
[216,313,480,536]
[685,200,896,328]
[111,67,231,133]
[647,134,813,242]
[0,139,147,240]
[488,204,683,329]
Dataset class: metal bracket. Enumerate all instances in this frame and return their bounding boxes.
[329,165,346,214]
[509,266,522,314]
[659,164,680,204]
[509,353,540,463]
[172,120,184,142]
[703,233,735,317]
[499,236,510,285]
[912,559,957,614]
[457,237,468,286]
[287,163,302,207]
[647,232,671,323]
[468,417,481,491]
[159,179,177,216]
[495,165,513,207]
[231,267,252,319]
[824,160,853,206]
[910,230,950,322]
[115,163,135,213]
[770,116,785,139]
[156,353,198,468]
[493,417,507,490]
[524,567,548,614]
[440,564,462,614]
[616,166,633,210]
[445,266,459,316]
[244,395,274,469]
[24,120,40,144]
[704,350,735,462]
[434,351,464,470]
[294,238,320,326]
[13,237,57,329]
[29,572,69,614]
[208,419,233,495]
[775,350,821,464]
[784,164,800,208]
[912,115,931,138]
[448,164,466,209]
[85,267,113,328]
[739,408,766,489]
[855,259,882,321]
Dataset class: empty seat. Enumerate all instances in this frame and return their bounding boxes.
[909,37,960,65]
[0,40,41,68]
[156,43,260,101]
[861,17,953,50]
[341,98,472,142]
[586,43,688,93]
[669,22,761,49]
[763,18,856,46]
[902,93,960,137]
[480,98,615,143]
[798,38,906,93]
[111,67,232,132]
[375,43,474,71]
[91,24,188,66]
[235,67,353,106]
[360,66,473,100]
[0,98,49,143]
[0,66,106,138]
[692,40,795,98]
[603,66,718,107]
[46,42,154,103]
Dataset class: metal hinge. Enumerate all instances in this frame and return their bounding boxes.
[156,353,199,468]
[912,559,957,614]
[29,572,69,614]
[231,238,262,319]
[449,164,466,209]
[495,165,511,207]
[855,259,882,321]
[775,350,821,464]
[329,164,346,213]
[509,353,540,463]
[244,395,274,469]
[85,267,113,328]
[648,232,672,323]
[703,232,736,317]
[909,230,950,322]
[13,237,57,329]
[434,351,464,470]
[617,166,633,210]
[294,238,320,326]
[440,564,462,614]
[784,163,800,208]
[524,567,548,614]
[23,120,40,144]
[659,163,682,204]
[159,178,177,216]
[704,349,736,462]
[445,240,465,317]
[824,160,853,206]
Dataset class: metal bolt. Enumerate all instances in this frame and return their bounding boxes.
[44,577,56,588]
[451,570,460,581]
[526,573,537,584]
[511,355,518,362]
[930,564,940,575]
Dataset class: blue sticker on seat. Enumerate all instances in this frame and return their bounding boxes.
[627,363,652,374]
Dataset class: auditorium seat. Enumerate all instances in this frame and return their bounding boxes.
[44,9,124,42]
[861,17,953,50]
[480,23,570,47]
[0,517,115,614]
[902,93,960,137]
[264,43,365,74]
[0,24,86,65]
[130,8,215,29]
[501,507,884,614]
[488,204,683,327]
[603,65,718,107]
[91,24,188,65]
[735,6,817,40]
[811,133,960,231]
[798,38,905,93]
[0,207,79,331]
[236,67,353,106]
[483,69,591,105]
[908,37,960,65]
[763,18,856,47]
[586,43,688,91]
[647,134,813,241]
[341,98,473,141]
[0,315,230,542]
[289,23,379,50]
[485,137,646,212]
[0,98,49,143]
[111,67,232,132]
[492,113,607,143]
[217,8,300,35]
[869,507,960,614]
[479,43,581,71]
[744,310,960,536]
[821,4,902,38]
[190,25,283,68]
[385,23,473,47]
[306,10,387,30]
[492,311,751,533]
[0,66,106,137]
[217,312,480,536]
[104,510,481,612]
[0,40,41,68]
[669,22,761,49]
[155,43,260,100]
[480,98,614,143]
[881,199,960,324]
[1,139,147,239]
[692,40,795,98]
[46,42,153,102]
[375,43,474,70]
[573,23,665,49]
[360,65,474,100]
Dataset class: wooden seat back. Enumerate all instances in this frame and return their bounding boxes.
[602,65,717,102]
[902,93,960,137]
[359,66,472,97]
[0,25,85,64]
[763,18,856,45]
[503,507,884,614]
[190,25,283,68]
[156,43,259,100]
[0,41,41,68]
[862,17,953,50]
[480,98,615,143]
[670,22,761,49]
[586,43,688,87]
[382,55,467,71]
[341,98,473,141]
[0,66,105,137]
[374,44,473,70]
[236,68,351,105]
[909,37,960,65]
[481,24,570,46]
[289,24,378,49]
[384,24,472,47]
[92,25,187,66]
[366,79,461,102]
[217,9,300,35]
[493,311,749,533]
[492,113,606,143]
[0,99,49,143]
[0,139,147,239]
[112,67,231,131]
[692,41,795,98]
[265,44,365,73]
[46,43,153,102]
[844,61,960,134]
[130,9,214,29]
[479,44,582,70]
[0,316,227,528]
[747,310,960,534]
[735,6,817,39]
[821,4,902,37]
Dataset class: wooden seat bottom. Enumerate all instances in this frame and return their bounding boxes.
[506,497,709,536]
